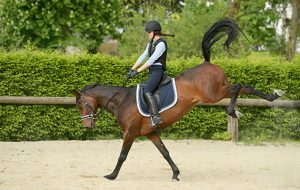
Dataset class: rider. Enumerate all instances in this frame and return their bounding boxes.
[127,20,172,127]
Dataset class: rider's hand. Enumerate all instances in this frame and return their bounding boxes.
[127,69,134,78]
[129,70,139,78]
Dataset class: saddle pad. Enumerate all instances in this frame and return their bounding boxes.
[136,78,178,117]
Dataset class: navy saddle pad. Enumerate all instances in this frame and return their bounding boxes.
[136,78,178,117]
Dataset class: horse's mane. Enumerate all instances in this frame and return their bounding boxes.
[81,83,134,92]
[81,83,100,92]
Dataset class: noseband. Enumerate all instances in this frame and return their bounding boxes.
[79,103,98,121]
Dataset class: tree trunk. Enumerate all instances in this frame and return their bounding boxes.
[228,0,235,18]
[228,0,240,19]
[286,0,299,61]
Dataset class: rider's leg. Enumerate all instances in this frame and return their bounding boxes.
[144,66,164,127]
[144,92,163,126]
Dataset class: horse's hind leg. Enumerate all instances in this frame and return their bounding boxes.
[226,84,284,118]
[147,132,180,181]
[227,84,242,118]
[240,85,284,101]
[104,133,135,180]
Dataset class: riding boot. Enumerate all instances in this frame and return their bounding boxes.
[144,92,163,127]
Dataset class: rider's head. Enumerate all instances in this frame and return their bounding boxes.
[144,20,162,39]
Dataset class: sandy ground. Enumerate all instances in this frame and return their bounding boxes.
[0,140,299,190]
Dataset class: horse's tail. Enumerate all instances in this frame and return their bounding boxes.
[201,18,238,62]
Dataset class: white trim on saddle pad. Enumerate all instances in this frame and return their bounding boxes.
[136,78,178,117]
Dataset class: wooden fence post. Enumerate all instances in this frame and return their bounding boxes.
[227,115,238,142]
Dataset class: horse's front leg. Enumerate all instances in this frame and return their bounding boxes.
[147,132,180,181]
[104,133,135,180]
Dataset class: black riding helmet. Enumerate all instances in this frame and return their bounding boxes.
[144,20,162,32]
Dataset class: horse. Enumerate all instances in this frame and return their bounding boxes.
[73,19,282,181]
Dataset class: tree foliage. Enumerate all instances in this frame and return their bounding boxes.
[119,0,228,58]
[235,0,279,49]
[0,0,299,59]
[0,0,121,52]
[167,0,228,58]
[118,3,169,57]
[119,0,299,59]
[235,0,299,58]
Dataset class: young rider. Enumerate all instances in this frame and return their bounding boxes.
[127,20,171,127]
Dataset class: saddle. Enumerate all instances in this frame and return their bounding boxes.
[140,73,172,106]
[136,74,178,117]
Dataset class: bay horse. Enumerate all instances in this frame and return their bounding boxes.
[74,19,282,181]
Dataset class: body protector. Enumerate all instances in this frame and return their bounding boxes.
[148,38,168,71]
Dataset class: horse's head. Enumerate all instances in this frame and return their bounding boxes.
[73,90,98,128]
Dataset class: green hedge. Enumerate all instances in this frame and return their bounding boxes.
[0,50,299,141]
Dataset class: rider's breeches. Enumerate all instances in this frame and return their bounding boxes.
[144,65,164,94]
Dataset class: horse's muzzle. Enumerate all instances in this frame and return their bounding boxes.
[82,119,97,129]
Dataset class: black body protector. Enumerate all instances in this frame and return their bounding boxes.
[148,38,168,71]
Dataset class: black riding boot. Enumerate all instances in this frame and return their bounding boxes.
[144,92,163,127]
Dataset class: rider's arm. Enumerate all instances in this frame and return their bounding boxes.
[132,43,149,70]
[137,42,166,72]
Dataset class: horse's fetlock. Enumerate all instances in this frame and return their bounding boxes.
[228,110,238,118]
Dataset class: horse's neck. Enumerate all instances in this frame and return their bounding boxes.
[88,86,129,114]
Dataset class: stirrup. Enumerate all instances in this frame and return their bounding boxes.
[150,115,163,127]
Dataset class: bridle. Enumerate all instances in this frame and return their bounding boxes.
[76,78,129,126]
[76,91,98,123]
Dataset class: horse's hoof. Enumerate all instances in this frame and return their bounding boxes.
[228,110,243,119]
[104,174,117,180]
[172,171,180,181]
[274,89,285,97]
[235,110,244,119]
[268,90,285,102]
